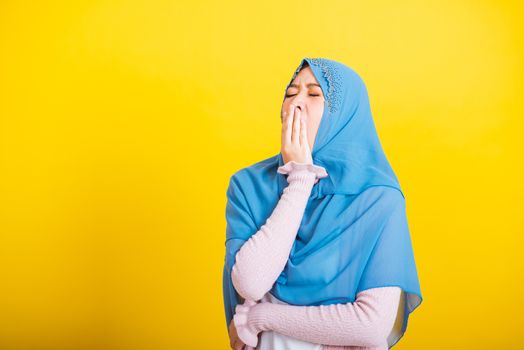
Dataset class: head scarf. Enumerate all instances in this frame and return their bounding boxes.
[222,57,422,348]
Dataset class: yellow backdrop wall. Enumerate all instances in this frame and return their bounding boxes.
[1,0,523,349]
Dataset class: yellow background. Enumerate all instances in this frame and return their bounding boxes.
[1,0,523,349]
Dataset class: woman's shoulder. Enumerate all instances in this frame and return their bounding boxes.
[351,185,406,212]
[361,185,404,200]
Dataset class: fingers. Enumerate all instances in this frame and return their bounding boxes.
[300,113,308,149]
[232,338,243,350]
[287,105,296,144]
[282,104,295,146]
[282,104,310,151]
[292,106,301,145]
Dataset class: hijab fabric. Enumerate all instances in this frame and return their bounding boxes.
[222,57,422,348]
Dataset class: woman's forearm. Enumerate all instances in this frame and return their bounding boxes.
[235,286,402,349]
[231,162,327,302]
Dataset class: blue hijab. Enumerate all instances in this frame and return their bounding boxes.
[222,57,422,348]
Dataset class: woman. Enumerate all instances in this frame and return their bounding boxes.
[222,57,423,350]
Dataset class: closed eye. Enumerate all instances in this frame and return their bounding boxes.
[285,94,320,98]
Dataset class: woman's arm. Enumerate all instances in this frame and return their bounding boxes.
[234,286,402,349]
[231,161,327,302]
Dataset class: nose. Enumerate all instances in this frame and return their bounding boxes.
[289,93,305,109]
[291,100,304,111]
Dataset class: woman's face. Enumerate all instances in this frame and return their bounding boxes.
[281,65,325,151]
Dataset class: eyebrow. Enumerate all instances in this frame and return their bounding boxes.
[287,83,321,89]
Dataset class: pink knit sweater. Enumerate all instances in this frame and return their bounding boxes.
[231,161,403,349]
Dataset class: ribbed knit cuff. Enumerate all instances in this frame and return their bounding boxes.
[286,170,317,187]
[277,161,328,185]
[246,301,275,333]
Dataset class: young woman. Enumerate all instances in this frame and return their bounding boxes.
[222,57,423,350]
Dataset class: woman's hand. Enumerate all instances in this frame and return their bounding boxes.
[281,104,313,165]
[229,318,248,350]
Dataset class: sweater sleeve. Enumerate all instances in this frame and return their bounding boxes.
[230,161,328,302]
[234,286,402,349]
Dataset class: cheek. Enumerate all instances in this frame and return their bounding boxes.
[311,100,325,123]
